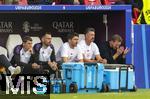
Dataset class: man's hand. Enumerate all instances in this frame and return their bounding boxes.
[48,61,58,71]
[102,59,107,64]
[99,59,107,64]
[113,46,124,60]
[116,46,124,55]
[28,48,33,54]
[122,47,130,58]
[32,63,40,69]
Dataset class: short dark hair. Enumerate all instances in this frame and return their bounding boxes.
[41,32,52,38]
[111,34,123,42]
[84,27,95,34]
[67,32,79,40]
[22,36,32,43]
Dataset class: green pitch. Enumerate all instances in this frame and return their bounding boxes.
[0,89,150,99]
[50,89,150,99]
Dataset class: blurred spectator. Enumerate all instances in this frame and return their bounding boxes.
[84,0,101,5]
[19,0,28,5]
[113,0,141,24]
[132,0,142,24]
[101,0,111,5]
[113,0,133,5]
[60,0,83,5]
[5,0,19,4]
[113,0,138,7]
[134,0,143,10]
[0,0,4,4]
[0,0,28,4]
[60,0,103,5]
[27,0,54,5]
[136,0,150,24]
[114,0,127,4]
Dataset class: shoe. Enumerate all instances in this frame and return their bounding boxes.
[8,66,21,76]
[13,66,21,75]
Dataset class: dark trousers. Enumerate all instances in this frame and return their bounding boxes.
[0,55,12,90]
[21,62,61,78]
[20,63,43,75]
[39,62,61,78]
[0,54,11,68]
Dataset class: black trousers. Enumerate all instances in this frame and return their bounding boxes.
[0,54,11,69]
[20,63,42,75]
[38,62,61,78]
[0,55,12,90]
[20,62,61,78]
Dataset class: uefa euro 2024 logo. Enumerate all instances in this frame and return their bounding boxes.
[22,21,30,33]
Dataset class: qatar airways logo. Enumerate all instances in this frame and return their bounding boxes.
[0,21,13,33]
[52,21,74,32]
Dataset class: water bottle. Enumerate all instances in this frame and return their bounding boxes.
[53,81,61,94]
[69,82,78,93]
[50,80,54,93]
[61,80,66,93]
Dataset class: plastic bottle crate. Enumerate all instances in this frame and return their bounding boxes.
[62,62,85,93]
[103,66,136,91]
[62,62,104,93]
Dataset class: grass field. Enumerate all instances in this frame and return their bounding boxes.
[1,89,150,99]
[50,89,150,99]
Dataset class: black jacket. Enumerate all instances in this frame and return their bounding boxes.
[99,41,125,64]
[30,43,56,66]
[10,44,32,67]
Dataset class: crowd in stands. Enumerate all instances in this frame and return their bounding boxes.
[0,0,141,6]
[0,0,143,24]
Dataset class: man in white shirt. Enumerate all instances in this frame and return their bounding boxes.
[56,33,83,62]
[78,28,107,64]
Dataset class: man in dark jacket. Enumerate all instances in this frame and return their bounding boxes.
[99,34,130,64]
[30,32,60,77]
[10,36,36,74]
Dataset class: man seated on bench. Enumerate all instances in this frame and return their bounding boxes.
[56,32,83,62]
[30,32,61,77]
[10,36,34,74]
[78,27,107,64]
[99,34,130,64]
